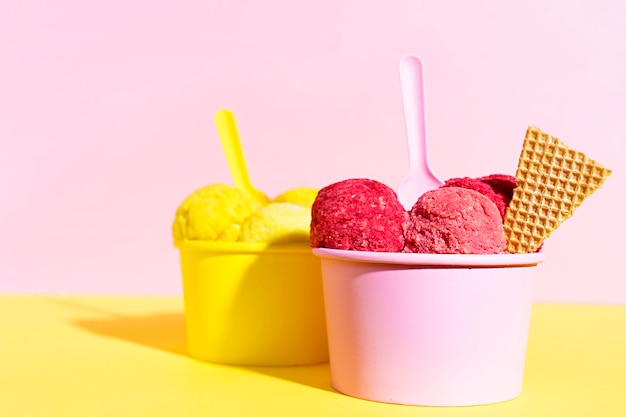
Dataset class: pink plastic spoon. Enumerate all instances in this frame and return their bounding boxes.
[396,54,443,210]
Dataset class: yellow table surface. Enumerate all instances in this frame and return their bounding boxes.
[1,297,625,416]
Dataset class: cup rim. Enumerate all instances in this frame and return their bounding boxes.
[174,240,313,254]
[312,248,545,267]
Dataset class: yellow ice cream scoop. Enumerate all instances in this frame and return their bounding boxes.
[238,202,311,243]
[172,184,264,242]
[273,186,318,208]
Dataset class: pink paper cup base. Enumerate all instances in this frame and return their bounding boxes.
[313,248,545,407]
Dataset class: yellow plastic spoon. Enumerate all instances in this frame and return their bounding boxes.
[215,109,270,205]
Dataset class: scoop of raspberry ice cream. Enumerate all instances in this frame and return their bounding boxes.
[310,178,406,252]
[404,187,506,254]
[479,174,516,209]
[442,174,516,219]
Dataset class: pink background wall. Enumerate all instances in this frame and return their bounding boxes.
[1,0,624,302]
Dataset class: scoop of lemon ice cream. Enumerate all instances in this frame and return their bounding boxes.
[272,187,318,208]
[238,202,311,243]
[173,184,264,242]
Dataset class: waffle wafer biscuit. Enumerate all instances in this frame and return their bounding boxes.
[504,126,612,253]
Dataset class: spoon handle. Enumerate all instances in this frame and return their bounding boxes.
[399,55,428,176]
[397,54,443,209]
[215,109,253,191]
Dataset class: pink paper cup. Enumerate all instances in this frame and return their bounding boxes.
[312,248,545,406]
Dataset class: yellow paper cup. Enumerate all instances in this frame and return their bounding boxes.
[175,240,328,366]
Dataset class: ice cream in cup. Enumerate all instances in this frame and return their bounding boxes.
[310,126,611,405]
[173,183,328,366]
[172,110,328,366]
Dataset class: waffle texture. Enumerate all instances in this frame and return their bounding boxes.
[504,126,612,253]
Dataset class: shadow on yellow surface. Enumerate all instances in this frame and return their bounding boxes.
[52,297,336,394]
[74,311,189,356]
[242,363,335,393]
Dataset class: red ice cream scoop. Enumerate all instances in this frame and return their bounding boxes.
[404,187,506,254]
[442,174,516,219]
[310,178,407,252]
